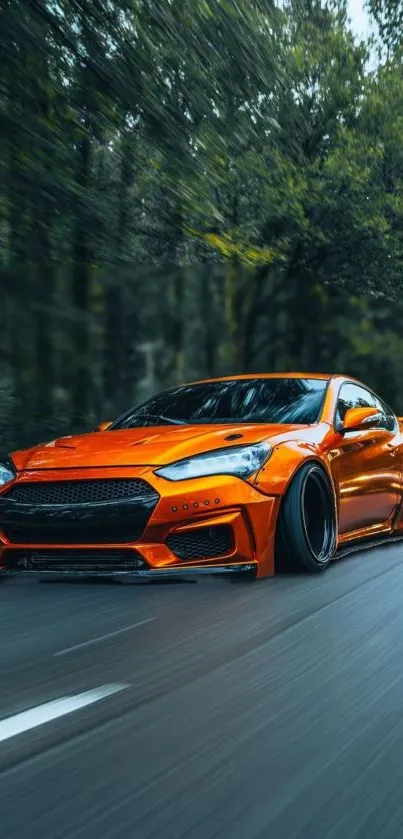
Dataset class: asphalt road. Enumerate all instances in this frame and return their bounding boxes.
[2,545,403,839]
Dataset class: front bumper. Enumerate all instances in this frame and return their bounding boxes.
[0,467,280,579]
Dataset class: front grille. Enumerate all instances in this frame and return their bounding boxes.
[2,524,144,545]
[4,479,155,506]
[0,478,159,546]
[166,525,233,561]
[2,549,147,572]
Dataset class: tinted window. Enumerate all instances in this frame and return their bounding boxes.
[336,383,397,432]
[111,378,328,428]
[336,384,376,427]
[373,396,397,432]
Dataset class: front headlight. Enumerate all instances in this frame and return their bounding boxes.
[0,458,16,487]
[155,442,272,482]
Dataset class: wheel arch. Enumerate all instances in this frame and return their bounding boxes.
[286,454,335,495]
[253,444,339,577]
[257,442,337,505]
[266,451,338,572]
[280,455,338,526]
[273,457,338,573]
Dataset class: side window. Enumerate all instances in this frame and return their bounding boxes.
[336,384,397,432]
[335,383,376,428]
[373,396,397,432]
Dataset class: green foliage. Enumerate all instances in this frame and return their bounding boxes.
[368,0,403,48]
[1,0,403,448]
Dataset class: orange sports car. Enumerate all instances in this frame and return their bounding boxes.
[0,373,402,582]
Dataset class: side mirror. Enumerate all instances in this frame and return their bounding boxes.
[340,406,382,433]
[93,421,112,432]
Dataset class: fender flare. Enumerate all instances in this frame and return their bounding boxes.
[278,455,339,536]
[255,442,339,532]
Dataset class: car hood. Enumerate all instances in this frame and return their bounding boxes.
[11,423,306,471]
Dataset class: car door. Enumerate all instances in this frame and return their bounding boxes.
[330,383,401,536]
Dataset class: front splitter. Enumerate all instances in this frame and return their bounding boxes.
[0,562,258,580]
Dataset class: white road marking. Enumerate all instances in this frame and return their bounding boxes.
[54,618,155,657]
[0,683,129,743]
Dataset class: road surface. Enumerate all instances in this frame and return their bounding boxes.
[1,543,403,838]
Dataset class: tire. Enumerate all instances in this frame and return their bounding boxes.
[278,462,336,573]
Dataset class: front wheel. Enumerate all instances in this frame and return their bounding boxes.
[278,463,336,573]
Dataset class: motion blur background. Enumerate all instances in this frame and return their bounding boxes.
[1,0,402,450]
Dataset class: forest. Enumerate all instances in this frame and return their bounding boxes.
[1,0,403,449]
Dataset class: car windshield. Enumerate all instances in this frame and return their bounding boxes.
[110,377,328,428]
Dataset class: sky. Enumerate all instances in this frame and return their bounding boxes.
[347,0,371,37]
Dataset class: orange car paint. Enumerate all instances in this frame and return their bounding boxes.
[1,372,402,579]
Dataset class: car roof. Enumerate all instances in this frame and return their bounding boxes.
[190,372,334,385]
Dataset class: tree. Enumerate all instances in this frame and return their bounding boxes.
[2,0,403,450]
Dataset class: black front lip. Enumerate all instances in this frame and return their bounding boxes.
[0,494,159,545]
[0,563,257,578]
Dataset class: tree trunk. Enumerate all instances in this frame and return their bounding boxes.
[104,132,134,412]
[71,131,92,422]
[241,265,273,369]
[223,258,242,371]
[32,61,55,425]
[8,146,29,414]
[33,217,54,422]
[165,202,185,385]
[200,266,217,376]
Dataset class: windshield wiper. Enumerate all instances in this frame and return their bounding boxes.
[126,413,188,426]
